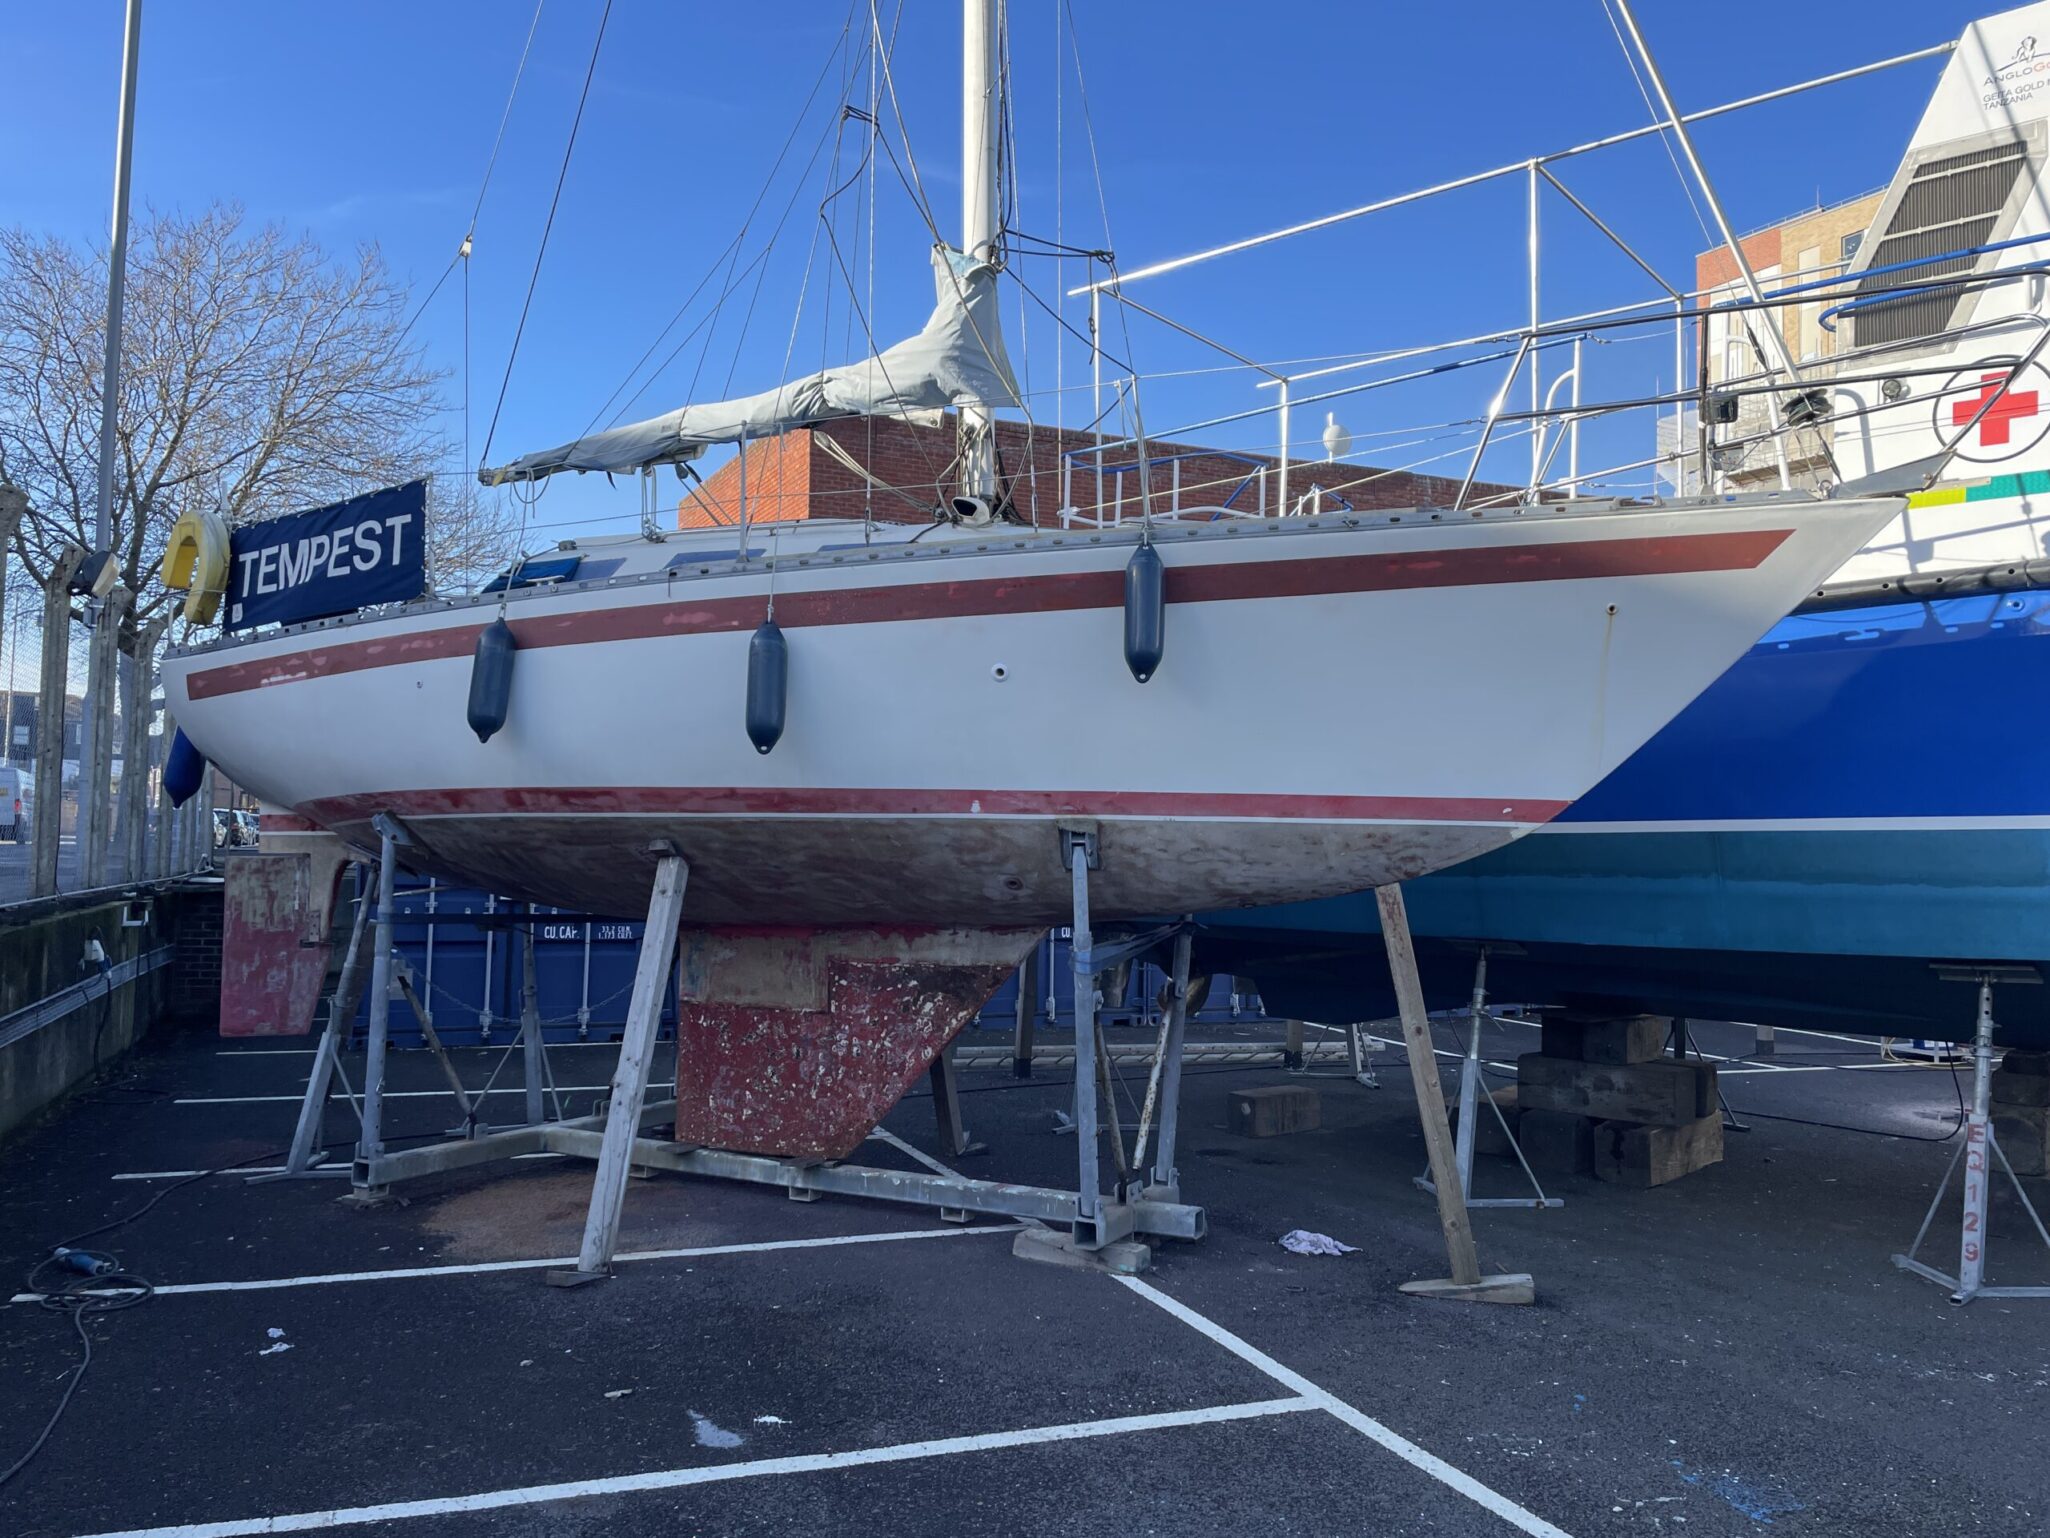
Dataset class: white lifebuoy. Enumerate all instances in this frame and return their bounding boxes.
[160,508,231,624]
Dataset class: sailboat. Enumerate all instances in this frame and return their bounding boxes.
[160,3,1892,1092]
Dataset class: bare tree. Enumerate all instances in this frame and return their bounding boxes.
[0,202,511,636]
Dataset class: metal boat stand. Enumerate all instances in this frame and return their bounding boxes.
[1893,968,2050,1305]
[259,817,559,1193]
[1378,887,1535,1305]
[1413,946,1563,1212]
[1013,826,1208,1273]
[306,826,1204,1285]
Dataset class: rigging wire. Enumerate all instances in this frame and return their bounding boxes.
[477,0,615,472]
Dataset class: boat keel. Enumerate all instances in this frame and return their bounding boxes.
[673,924,1042,1159]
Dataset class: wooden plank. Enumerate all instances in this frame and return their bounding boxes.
[1517,1108,1594,1175]
[1516,1053,1715,1127]
[1591,1114,1724,1187]
[1377,884,1480,1288]
[1540,1013,1667,1065]
[1229,1085,1321,1137]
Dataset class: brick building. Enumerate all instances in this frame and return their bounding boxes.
[1680,189,1887,491]
[677,414,1508,530]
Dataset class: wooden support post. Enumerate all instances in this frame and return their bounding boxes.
[1283,1017,1306,1071]
[1377,884,1533,1306]
[550,853,689,1287]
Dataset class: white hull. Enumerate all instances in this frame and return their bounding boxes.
[164,498,1893,924]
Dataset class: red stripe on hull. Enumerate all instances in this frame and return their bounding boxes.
[185,527,1790,701]
[297,785,1570,826]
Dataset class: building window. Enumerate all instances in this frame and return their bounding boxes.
[1840,231,1863,264]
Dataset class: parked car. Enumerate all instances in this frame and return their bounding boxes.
[0,766,33,843]
[212,808,259,848]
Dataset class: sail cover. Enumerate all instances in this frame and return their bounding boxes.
[483,247,1019,482]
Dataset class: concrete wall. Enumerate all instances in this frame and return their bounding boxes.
[0,881,223,1144]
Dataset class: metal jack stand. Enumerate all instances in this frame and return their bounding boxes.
[547,850,691,1287]
[341,815,408,1207]
[256,868,374,1183]
[318,834,1206,1284]
[1379,888,1535,1306]
[1414,947,1562,1211]
[1014,827,1204,1274]
[1894,968,2050,1305]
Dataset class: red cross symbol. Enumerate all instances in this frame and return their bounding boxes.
[1952,370,2041,446]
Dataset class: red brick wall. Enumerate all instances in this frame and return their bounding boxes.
[1697,229,1783,293]
[680,414,1510,529]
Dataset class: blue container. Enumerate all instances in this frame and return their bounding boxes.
[350,876,674,1047]
[352,890,1263,1048]
[971,932,1266,1031]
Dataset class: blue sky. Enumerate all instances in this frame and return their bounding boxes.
[0,1,2014,543]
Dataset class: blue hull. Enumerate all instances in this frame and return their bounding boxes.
[1198,589,2050,1046]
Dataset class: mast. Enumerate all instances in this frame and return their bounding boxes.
[957,0,999,509]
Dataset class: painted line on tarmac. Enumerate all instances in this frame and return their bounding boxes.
[173,1086,615,1104]
[110,1154,566,1180]
[215,1042,626,1055]
[1117,1276,1576,1537]
[69,1396,1317,1538]
[878,1083,1573,1536]
[14,1224,1023,1303]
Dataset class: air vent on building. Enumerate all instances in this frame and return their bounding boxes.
[1852,137,2031,348]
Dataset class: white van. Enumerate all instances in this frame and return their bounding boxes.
[0,765,33,842]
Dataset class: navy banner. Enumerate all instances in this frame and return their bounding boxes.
[225,480,427,632]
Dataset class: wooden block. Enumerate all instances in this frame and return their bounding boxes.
[1229,1084,1321,1138]
[1517,1108,1593,1175]
[1539,1013,1668,1065]
[1516,1054,1716,1127]
[2000,1050,2050,1077]
[1399,1273,1535,1306]
[1992,1068,2050,1108]
[1591,1115,1723,1187]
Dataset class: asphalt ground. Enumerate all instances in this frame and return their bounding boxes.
[0,1012,2044,1538]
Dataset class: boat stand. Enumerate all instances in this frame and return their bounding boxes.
[1893,968,2050,1305]
[262,819,549,1191]
[301,824,1204,1284]
[1413,946,1562,1212]
[1379,888,1535,1305]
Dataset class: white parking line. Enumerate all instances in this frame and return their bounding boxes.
[1118,1276,1574,1537]
[173,1087,615,1104]
[885,1092,1577,1537]
[12,1224,1022,1302]
[215,1042,627,1056]
[72,1397,1318,1538]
